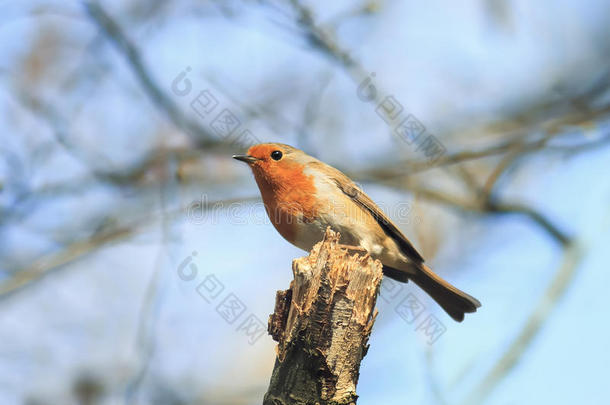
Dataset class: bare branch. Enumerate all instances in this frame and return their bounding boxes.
[83,1,226,150]
[0,196,258,300]
[395,181,571,245]
[463,240,585,404]
[0,224,135,300]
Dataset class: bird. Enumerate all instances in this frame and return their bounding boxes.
[233,143,481,321]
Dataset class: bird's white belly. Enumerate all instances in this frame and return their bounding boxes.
[291,189,372,250]
[293,215,411,272]
[291,169,414,273]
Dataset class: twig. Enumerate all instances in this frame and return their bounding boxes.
[125,155,177,404]
[463,240,585,404]
[485,200,571,246]
[0,225,135,300]
[355,176,572,246]
[0,196,258,300]
[83,1,224,150]
[360,129,610,178]
[288,0,360,72]
[286,0,610,175]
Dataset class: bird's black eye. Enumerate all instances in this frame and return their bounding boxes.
[270,150,283,160]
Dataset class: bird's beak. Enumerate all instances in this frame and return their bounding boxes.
[232,154,259,164]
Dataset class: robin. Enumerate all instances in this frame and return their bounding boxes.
[233,143,480,321]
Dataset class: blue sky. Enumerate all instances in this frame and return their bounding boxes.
[0,1,609,404]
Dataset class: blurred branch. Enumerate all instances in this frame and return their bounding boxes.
[481,148,524,198]
[361,126,610,179]
[287,0,360,73]
[485,200,571,245]
[324,1,381,28]
[0,146,196,227]
[354,131,610,246]
[0,196,258,300]
[205,74,299,137]
[463,240,585,404]
[83,1,227,150]
[286,0,610,176]
[16,88,115,176]
[296,70,333,151]
[0,224,135,300]
[352,173,572,246]
[423,347,449,405]
[125,157,177,404]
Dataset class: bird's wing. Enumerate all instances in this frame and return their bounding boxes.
[311,161,425,263]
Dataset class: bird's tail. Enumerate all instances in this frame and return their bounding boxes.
[383,264,481,322]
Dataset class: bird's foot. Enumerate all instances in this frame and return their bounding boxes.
[337,244,369,255]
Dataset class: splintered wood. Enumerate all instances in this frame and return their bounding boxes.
[264,228,383,405]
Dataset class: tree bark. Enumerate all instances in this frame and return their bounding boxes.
[264,228,383,405]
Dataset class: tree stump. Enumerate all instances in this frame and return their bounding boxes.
[264,228,383,405]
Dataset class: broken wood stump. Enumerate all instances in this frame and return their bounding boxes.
[264,228,383,405]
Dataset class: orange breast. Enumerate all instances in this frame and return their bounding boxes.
[252,162,319,244]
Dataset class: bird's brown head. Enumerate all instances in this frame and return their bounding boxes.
[233,143,321,241]
[233,143,312,188]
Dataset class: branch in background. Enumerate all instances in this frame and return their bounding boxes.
[286,0,610,174]
[4,3,606,404]
[279,6,601,401]
[264,228,382,405]
[463,240,585,404]
[485,200,571,246]
[0,145,202,228]
[357,126,610,179]
[83,1,226,150]
[81,0,610,182]
[0,224,135,300]
[0,196,258,300]
[354,173,572,246]
[125,157,177,404]
[288,0,360,73]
